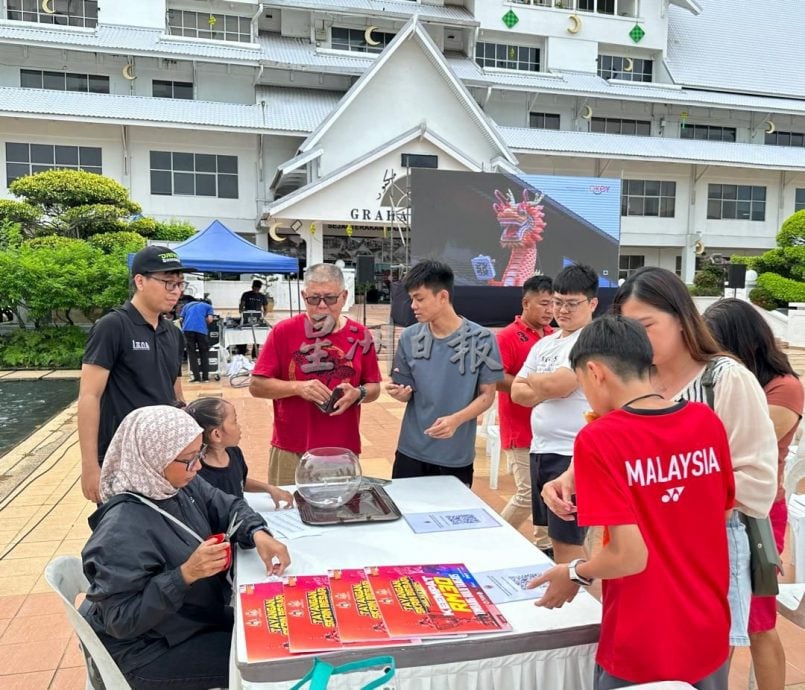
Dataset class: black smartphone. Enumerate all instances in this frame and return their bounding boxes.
[391,367,415,389]
[317,387,345,414]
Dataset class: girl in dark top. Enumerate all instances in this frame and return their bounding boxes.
[186,397,294,507]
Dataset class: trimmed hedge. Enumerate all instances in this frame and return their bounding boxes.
[0,326,87,368]
[756,272,805,305]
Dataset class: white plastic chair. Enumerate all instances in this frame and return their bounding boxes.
[478,402,502,490]
[44,556,131,690]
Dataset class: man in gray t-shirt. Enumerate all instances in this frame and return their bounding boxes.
[386,261,503,487]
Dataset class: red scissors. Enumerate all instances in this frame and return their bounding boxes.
[209,512,243,569]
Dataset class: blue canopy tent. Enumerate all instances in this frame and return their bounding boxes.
[172,220,299,274]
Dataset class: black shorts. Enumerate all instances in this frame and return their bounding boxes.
[530,452,587,546]
[392,451,473,488]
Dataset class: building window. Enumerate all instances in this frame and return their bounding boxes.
[7,0,97,27]
[707,184,766,221]
[150,151,238,199]
[765,131,805,147]
[5,142,102,185]
[475,42,540,72]
[331,27,395,54]
[621,180,676,217]
[401,154,437,169]
[590,117,651,136]
[598,55,652,82]
[167,10,252,43]
[680,124,736,142]
[577,0,615,13]
[675,255,682,277]
[20,69,109,93]
[529,112,561,130]
[619,254,645,281]
[152,80,193,100]
[795,188,805,212]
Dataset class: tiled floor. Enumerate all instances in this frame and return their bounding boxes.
[0,340,804,687]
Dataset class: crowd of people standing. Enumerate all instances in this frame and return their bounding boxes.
[73,246,801,690]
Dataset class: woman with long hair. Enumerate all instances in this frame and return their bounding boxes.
[543,267,777,659]
[705,298,803,690]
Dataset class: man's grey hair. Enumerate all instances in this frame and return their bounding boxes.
[304,263,345,290]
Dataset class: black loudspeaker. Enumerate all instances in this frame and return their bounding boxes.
[356,255,375,284]
[727,263,747,289]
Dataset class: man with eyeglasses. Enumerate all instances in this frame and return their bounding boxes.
[78,245,193,503]
[250,263,382,486]
[511,263,598,564]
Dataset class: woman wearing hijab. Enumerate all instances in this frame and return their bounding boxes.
[81,405,290,690]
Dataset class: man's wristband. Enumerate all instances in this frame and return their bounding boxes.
[568,558,594,587]
[357,384,368,404]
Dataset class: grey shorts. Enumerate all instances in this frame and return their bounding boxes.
[594,660,728,690]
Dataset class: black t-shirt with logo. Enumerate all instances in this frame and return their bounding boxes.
[82,301,184,462]
[197,447,248,498]
[240,290,267,313]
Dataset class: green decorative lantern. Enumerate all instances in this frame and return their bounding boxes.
[629,24,645,43]
[502,10,519,29]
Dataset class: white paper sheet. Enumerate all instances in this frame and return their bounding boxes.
[403,508,501,534]
[260,510,324,540]
[474,564,553,604]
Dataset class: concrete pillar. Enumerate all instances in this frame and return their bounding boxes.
[303,221,324,266]
[681,246,697,285]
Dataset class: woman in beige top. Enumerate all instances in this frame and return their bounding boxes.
[544,267,777,654]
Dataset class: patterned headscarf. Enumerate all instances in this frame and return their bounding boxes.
[99,405,203,503]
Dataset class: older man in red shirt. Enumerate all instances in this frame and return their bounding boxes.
[495,275,554,550]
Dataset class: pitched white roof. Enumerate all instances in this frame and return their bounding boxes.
[0,22,261,64]
[501,127,805,172]
[0,85,338,134]
[299,17,516,164]
[264,0,477,26]
[666,0,805,99]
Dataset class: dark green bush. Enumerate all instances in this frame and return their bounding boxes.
[0,326,87,368]
[152,219,196,242]
[88,231,146,256]
[777,210,805,248]
[690,263,724,296]
[748,286,781,310]
[756,272,805,304]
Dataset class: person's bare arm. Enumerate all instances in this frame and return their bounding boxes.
[496,372,515,394]
[513,368,578,407]
[174,377,185,405]
[425,382,497,440]
[510,375,540,406]
[77,363,110,502]
[768,404,800,443]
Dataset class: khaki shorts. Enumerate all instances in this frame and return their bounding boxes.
[268,446,302,487]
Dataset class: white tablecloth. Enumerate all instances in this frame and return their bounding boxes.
[222,326,270,348]
[231,476,601,689]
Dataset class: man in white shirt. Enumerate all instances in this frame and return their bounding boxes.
[511,263,598,564]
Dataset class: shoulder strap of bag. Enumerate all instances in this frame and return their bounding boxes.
[122,492,204,544]
[701,359,718,409]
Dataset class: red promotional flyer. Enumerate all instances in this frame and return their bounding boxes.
[283,575,343,653]
[365,563,512,638]
[328,568,396,643]
[239,582,292,662]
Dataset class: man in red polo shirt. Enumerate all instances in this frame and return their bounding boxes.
[495,275,554,550]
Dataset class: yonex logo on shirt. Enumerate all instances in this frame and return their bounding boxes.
[661,486,685,503]
[131,340,150,351]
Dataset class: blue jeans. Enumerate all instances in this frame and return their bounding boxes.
[726,510,751,647]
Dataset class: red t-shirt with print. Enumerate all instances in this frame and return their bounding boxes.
[574,400,735,684]
[495,316,553,449]
[252,313,382,454]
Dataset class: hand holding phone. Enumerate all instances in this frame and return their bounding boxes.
[316,387,345,414]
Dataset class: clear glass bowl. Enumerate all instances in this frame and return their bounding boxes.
[295,447,362,509]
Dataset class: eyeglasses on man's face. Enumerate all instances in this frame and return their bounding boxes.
[172,444,207,471]
[304,294,341,306]
[146,276,188,292]
[552,297,590,312]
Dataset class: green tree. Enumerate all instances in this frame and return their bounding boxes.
[153,219,196,242]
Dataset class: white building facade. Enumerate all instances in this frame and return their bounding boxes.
[1,0,804,283]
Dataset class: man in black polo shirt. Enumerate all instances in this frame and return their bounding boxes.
[239,280,268,316]
[78,245,194,502]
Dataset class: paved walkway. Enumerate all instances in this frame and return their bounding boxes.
[0,349,804,688]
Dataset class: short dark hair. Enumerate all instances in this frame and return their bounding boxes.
[704,298,798,388]
[523,275,552,296]
[403,260,454,299]
[252,280,263,289]
[553,263,598,298]
[569,315,653,380]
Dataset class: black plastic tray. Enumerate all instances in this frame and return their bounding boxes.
[294,484,402,526]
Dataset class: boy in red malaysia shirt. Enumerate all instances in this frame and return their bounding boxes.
[529,316,734,690]
[250,264,381,486]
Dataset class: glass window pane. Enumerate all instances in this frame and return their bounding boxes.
[151,170,171,195]
[79,147,102,167]
[20,70,41,88]
[42,71,64,90]
[723,128,736,142]
[644,180,660,196]
[628,198,644,215]
[173,152,194,171]
[660,198,675,217]
[174,82,193,100]
[792,133,804,147]
[240,17,251,34]
[590,118,604,133]
[83,167,102,175]
[680,127,693,139]
[621,120,636,135]
[217,155,237,174]
[88,75,109,93]
[195,154,216,173]
[709,185,722,199]
[605,120,620,134]
[6,143,29,162]
[173,172,194,195]
[706,199,721,219]
[752,203,766,221]
[620,197,628,216]
[30,144,54,164]
[195,173,216,196]
[722,185,737,200]
[6,163,30,183]
[150,150,171,170]
[752,186,766,201]
[152,80,171,98]
[217,174,238,199]
[644,197,659,216]
[31,165,53,174]
[722,200,736,218]
[661,181,676,196]
[737,186,751,201]
[636,121,651,136]
[736,201,751,219]
[55,146,78,165]
[66,73,88,92]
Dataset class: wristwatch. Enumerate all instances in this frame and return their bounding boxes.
[357,384,368,404]
[567,558,594,587]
